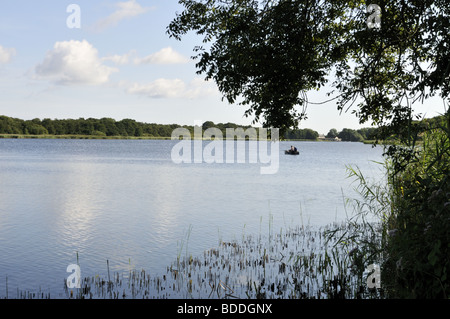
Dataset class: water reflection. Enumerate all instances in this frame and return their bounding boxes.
[55,162,101,256]
[141,165,184,249]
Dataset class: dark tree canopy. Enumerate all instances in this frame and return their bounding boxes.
[333,0,450,140]
[167,0,450,137]
[168,0,352,132]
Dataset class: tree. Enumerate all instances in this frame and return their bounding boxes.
[0,115,23,134]
[42,118,56,135]
[326,128,338,139]
[100,118,119,136]
[304,128,319,140]
[284,128,319,140]
[167,0,350,133]
[202,121,215,131]
[338,128,364,142]
[24,121,48,135]
[78,119,94,135]
[118,119,140,136]
[168,0,450,140]
[332,0,450,142]
[357,127,378,141]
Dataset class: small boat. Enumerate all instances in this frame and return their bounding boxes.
[285,150,299,155]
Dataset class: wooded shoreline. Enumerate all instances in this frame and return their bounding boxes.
[0,115,378,142]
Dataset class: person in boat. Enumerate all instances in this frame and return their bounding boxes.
[287,145,298,154]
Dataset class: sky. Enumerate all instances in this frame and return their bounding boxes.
[0,1,447,135]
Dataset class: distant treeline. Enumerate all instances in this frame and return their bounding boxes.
[324,127,378,142]
[0,114,443,141]
[0,115,184,138]
[202,121,381,142]
[0,115,344,140]
[0,115,375,141]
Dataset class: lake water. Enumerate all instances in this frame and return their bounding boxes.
[0,138,385,298]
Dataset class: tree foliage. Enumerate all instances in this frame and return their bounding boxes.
[0,116,269,139]
[168,0,450,137]
[284,128,319,140]
[168,0,352,132]
[0,115,181,138]
[333,0,450,142]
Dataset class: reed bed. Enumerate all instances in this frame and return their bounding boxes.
[38,222,383,299]
[3,170,388,300]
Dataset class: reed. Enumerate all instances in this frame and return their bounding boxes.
[3,219,383,299]
[42,220,382,299]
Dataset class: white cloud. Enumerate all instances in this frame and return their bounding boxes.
[94,0,151,31]
[102,51,135,65]
[101,47,188,66]
[35,40,118,86]
[127,79,186,98]
[0,45,16,64]
[184,78,219,99]
[126,78,218,99]
[134,47,189,65]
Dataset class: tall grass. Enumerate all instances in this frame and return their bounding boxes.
[329,112,450,299]
[381,114,450,298]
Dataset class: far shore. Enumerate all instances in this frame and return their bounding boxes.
[0,134,171,140]
[0,133,375,143]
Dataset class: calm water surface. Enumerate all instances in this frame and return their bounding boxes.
[0,139,385,297]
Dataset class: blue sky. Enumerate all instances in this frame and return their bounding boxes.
[0,1,446,135]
